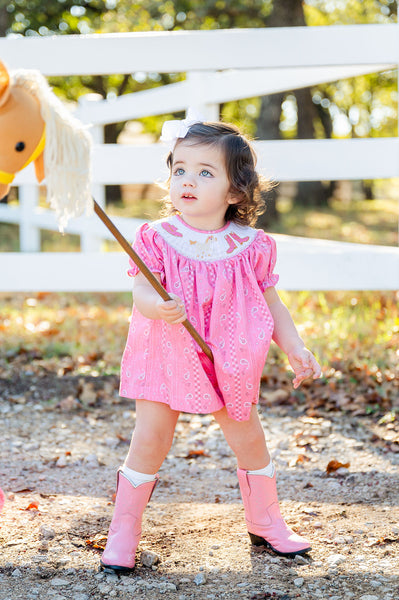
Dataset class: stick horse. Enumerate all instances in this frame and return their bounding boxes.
[0,61,213,365]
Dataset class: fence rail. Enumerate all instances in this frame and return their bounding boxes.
[1,238,397,292]
[10,138,399,186]
[1,25,398,74]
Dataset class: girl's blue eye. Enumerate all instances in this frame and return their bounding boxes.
[200,169,212,177]
[174,168,185,176]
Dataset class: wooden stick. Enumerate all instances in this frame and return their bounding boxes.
[93,200,214,363]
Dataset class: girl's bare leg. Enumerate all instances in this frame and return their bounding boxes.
[124,399,180,474]
[213,405,270,470]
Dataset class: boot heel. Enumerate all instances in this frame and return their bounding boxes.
[248,532,266,546]
[100,561,134,575]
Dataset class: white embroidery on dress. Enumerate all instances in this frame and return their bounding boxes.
[151,216,257,261]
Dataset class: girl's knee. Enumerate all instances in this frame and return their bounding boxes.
[133,426,174,455]
[232,426,265,451]
[133,399,178,451]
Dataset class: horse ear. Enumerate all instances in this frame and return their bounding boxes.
[0,61,10,106]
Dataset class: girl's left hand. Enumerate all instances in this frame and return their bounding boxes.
[287,346,322,389]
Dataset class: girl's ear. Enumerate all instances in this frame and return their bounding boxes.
[0,61,10,107]
[227,192,240,205]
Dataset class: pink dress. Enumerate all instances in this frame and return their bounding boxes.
[119,215,279,422]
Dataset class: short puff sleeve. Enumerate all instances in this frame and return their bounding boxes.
[127,223,164,277]
[253,230,279,292]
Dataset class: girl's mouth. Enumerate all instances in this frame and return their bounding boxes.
[181,194,197,201]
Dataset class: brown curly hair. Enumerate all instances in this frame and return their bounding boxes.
[162,121,272,226]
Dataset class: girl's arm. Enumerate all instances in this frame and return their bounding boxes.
[263,286,321,388]
[132,271,187,324]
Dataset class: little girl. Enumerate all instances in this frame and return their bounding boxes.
[101,115,322,573]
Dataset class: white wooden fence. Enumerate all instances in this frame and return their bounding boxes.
[0,25,398,291]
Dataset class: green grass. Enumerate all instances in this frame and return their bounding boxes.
[272,197,398,246]
[0,223,19,251]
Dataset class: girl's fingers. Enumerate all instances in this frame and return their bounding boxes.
[162,299,181,311]
[294,365,322,388]
[158,297,187,323]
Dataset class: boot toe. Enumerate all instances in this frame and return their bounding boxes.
[249,529,311,557]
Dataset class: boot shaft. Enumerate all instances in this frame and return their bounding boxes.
[115,469,159,519]
[101,470,159,571]
[237,468,280,525]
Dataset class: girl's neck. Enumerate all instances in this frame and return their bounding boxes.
[176,214,229,233]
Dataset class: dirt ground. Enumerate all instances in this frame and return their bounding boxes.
[0,370,398,600]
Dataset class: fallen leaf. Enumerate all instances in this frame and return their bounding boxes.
[23,501,39,511]
[185,450,210,459]
[296,454,311,464]
[85,535,107,550]
[79,381,98,405]
[326,460,350,474]
[367,537,399,547]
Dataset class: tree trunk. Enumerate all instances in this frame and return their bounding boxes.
[104,122,123,205]
[256,0,333,221]
[102,77,130,205]
[0,5,10,37]
[295,87,329,207]
[255,93,284,228]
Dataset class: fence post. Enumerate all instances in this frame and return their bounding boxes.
[77,94,106,252]
[186,71,219,121]
[19,184,41,252]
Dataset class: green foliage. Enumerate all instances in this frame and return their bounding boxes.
[304,0,398,139]
[2,0,398,141]
[4,1,108,36]
[304,0,397,26]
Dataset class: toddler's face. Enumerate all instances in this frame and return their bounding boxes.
[169,141,237,231]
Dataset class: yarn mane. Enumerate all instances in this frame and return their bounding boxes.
[12,69,93,231]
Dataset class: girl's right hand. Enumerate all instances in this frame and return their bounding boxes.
[156,294,187,324]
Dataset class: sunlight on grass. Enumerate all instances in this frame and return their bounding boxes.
[41,230,81,252]
[0,223,19,251]
[0,293,131,371]
[271,198,398,246]
[0,292,397,380]
[277,290,398,371]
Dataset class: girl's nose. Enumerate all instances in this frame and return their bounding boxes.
[182,173,195,186]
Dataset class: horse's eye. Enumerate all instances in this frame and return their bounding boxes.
[15,142,25,152]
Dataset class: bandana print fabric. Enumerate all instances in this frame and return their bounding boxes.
[119,215,279,422]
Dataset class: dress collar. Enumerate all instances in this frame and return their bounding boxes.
[152,215,257,261]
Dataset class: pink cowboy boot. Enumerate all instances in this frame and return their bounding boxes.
[237,468,311,557]
[101,469,159,573]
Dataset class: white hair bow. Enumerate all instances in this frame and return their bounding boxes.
[160,107,205,150]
